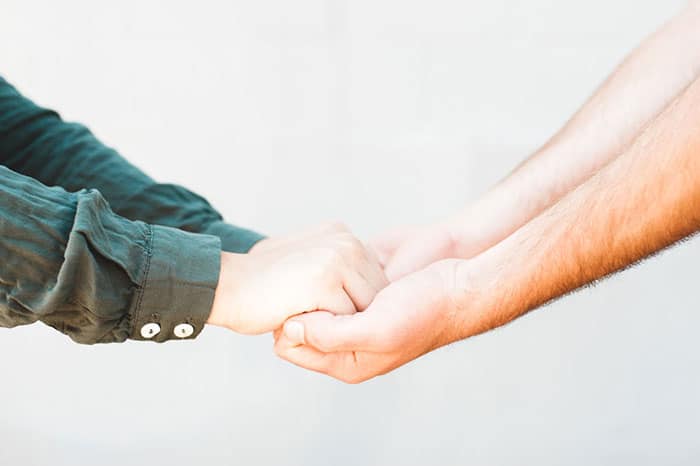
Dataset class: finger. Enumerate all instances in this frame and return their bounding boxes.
[318,288,357,316]
[368,227,417,266]
[335,237,388,306]
[341,269,381,312]
[283,310,379,353]
[274,337,368,383]
[364,241,382,267]
[274,338,334,373]
[368,244,391,268]
[384,237,452,281]
[358,244,390,291]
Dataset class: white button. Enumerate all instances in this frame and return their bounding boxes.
[174,323,195,338]
[140,323,161,339]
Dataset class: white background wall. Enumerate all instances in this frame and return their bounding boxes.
[1,1,699,465]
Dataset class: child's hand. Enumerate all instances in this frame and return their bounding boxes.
[207,223,388,335]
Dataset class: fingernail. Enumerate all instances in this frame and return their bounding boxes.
[284,321,305,344]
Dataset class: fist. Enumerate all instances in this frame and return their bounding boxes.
[208,223,388,335]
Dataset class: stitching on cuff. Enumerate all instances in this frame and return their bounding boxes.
[131,224,154,337]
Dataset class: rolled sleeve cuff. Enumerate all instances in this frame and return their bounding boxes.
[202,220,265,253]
[129,224,221,343]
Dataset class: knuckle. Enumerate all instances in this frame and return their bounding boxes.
[310,248,343,275]
[345,235,365,252]
[323,248,346,268]
[336,234,366,258]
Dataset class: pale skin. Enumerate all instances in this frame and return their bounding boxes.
[206,223,387,335]
[375,1,700,281]
[273,4,700,383]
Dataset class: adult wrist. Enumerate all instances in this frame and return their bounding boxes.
[422,258,485,346]
[207,251,248,331]
[202,220,266,253]
[448,254,512,341]
[442,203,502,260]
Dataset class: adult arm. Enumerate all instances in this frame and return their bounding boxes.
[0,76,263,253]
[377,2,700,279]
[276,71,700,382]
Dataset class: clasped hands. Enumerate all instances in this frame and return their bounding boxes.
[207,218,489,384]
[204,5,700,384]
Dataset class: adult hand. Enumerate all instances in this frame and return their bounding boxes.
[208,223,388,335]
[371,223,458,281]
[372,204,504,281]
[273,259,481,383]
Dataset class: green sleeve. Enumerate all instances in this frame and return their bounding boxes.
[0,165,221,344]
[0,75,264,253]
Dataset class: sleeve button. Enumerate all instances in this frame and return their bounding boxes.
[140,323,161,339]
[174,323,195,338]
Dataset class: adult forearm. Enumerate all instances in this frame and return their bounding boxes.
[0,76,263,252]
[452,4,700,253]
[455,74,700,339]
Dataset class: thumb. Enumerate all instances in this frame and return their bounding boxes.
[368,227,418,267]
[383,224,458,281]
[384,235,453,281]
[283,311,378,353]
